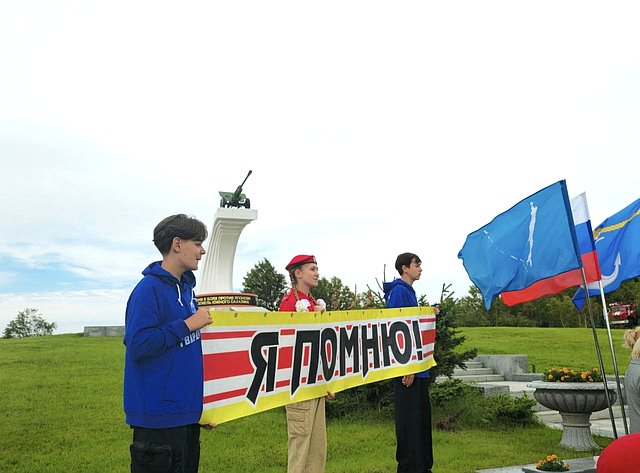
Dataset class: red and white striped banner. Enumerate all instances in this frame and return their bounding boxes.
[199,306,436,425]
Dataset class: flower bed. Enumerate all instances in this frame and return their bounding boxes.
[543,367,602,383]
[534,454,570,471]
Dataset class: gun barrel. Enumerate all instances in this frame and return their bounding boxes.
[240,170,252,187]
[232,170,252,199]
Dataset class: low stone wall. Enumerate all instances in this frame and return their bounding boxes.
[83,326,124,337]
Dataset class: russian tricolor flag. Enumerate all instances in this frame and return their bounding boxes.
[501,193,601,306]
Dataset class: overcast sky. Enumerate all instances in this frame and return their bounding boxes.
[2,1,639,334]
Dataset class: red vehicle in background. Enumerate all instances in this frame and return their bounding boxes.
[607,302,638,328]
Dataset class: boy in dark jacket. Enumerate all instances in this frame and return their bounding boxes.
[124,214,214,473]
[383,252,433,473]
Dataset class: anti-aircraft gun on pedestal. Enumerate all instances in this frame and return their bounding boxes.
[219,170,252,209]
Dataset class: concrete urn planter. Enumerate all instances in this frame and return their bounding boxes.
[528,381,617,451]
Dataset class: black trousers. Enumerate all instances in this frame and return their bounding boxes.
[130,424,201,473]
[394,377,433,473]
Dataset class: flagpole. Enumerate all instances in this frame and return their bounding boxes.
[597,280,629,435]
[580,268,618,438]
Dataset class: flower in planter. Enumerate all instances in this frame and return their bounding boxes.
[543,367,602,383]
[535,454,570,471]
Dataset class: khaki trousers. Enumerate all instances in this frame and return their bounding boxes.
[285,397,327,473]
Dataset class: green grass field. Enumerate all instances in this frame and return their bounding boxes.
[459,326,631,375]
[0,327,620,473]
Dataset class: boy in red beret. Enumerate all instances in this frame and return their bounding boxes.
[279,255,334,473]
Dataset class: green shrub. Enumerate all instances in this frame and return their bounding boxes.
[430,379,538,430]
[430,378,482,405]
[431,379,487,430]
[487,394,538,426]
[329,378,538,430]
[327,380,395,419]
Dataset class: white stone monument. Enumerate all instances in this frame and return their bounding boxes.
[198,207,258,294]
[196,171,263,310]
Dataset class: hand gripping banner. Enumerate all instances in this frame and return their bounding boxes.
[199,306,437,425]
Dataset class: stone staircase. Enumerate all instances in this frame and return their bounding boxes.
[437,354,543,398]
[451,360,506,383]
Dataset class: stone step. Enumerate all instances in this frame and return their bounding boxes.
[453,367,495,376]
[464,380,535,400]
[454,374,506,383]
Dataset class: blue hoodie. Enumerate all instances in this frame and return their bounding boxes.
[123,262,203,428]
[383,278,429,379]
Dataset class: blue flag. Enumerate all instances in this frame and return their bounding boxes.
[572,197,640,310]
[458,180,581,310]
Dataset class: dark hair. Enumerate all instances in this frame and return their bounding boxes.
[153,214,208,255]
[395,252,421,275]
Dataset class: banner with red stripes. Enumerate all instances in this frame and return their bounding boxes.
[199,306,436,425]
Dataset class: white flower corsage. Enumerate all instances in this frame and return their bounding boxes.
[295,299,311,312]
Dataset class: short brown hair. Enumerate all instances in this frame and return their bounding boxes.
[153,214,208,255]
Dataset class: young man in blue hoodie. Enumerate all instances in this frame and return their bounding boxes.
[383,252,433,473]
[124,214,214,473]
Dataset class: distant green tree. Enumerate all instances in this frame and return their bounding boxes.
[455,285,585,328]
[537,293,581,328]
[426,284,478,381]
[455,285,490,326]
[312,276,356,310]
[606,278,640,307]
[579,277,640,328]
[2,308,57,338]
[242,259,287,311]
[455,279,640,328]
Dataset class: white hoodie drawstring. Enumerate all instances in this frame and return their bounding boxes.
[176,284,184,306]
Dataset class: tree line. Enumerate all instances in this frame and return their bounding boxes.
[243,258,640,328]
[4,259,638,339]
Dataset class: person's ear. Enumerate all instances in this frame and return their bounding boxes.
[171,237,182,252]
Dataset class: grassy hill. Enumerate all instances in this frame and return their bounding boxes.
[0,328,620,473]
[459,326,631,375]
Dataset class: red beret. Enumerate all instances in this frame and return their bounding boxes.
[286,255,317,271]
[597,433,640,472]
